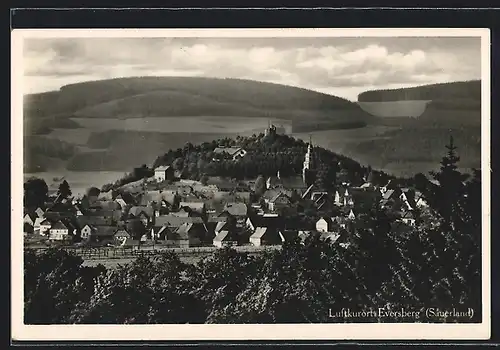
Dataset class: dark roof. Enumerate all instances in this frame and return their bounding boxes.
[155,215,204,227]
[78,216,113,227]
[247,214,285,230]
[262,189,292,201]
[50,221,68,230]
[224,202,248,216]
[114,229,131,237]
[93,226,117,237]
[129,206,154,218]
[155,165,172,172]
[175,223,194,239]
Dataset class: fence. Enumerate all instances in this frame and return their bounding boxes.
[26,244,282,260]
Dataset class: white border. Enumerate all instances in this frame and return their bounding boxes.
[11,28,491,341]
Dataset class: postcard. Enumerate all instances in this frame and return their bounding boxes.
[11,27,491,341]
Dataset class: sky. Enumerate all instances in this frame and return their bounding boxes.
[23,36,481,101]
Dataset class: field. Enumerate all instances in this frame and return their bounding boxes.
[357,100,432,118]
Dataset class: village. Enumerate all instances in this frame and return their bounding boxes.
[23,125,430,254]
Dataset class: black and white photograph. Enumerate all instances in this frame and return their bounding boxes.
[11,28,491,341]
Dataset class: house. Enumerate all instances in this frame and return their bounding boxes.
[24,213,36,226]
[35,207,45,218]
[415,191,428,208]
[401,211,416,226]
[333,216,347,229]
[80,224,97,240]
[206,216,228,239]
[311,191,329,202]
[213,147,247,161]
[320,232,342,245]
[347,209,356,220]
[128,206,154,226]
[179,201,205,215]
[48,220,72,241]
[114,194,128,208]
[171,207,192,217]
[77,216,112,227]
[249,227,282,247]
[278,229,299,243]
[267,192,292,212]
[154,215,205,231]
[360,182,374,190]
[213,230,238,248]
[380,180,397,194]
[266,172,307,194]
[223,203,248,219]
[246,214,284,232]
[175,223,205,247]
[154,165,175,182]
[24,222,34,235]
[37,218,52,236]
[114,229,131,244]
[91,226,117,243]
[150,225,170,240]
[316,217,336,233]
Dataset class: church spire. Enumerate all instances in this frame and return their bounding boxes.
[302,135,314,185]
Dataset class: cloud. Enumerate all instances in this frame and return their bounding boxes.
[22,37,481,101]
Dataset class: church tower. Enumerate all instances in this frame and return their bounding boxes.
[302,135,314,185]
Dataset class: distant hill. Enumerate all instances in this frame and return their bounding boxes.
[25,76,370,120]
[357,80,481,102]
[23,77,375,172]
[356,80,481,126]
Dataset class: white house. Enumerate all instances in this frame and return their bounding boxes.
[213,230,238,248]
[37,219,52,236]
[80,224,96,240]
[24,213,35,226]
[49,221,71,241]
[213,147,247,161]
[347,209,356,220]
[401,211,416,226]
[154,165,174,182]
[249,227,281,247]
[316,217,335,233]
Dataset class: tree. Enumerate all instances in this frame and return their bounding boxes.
[24,248,104,324]
[254,175,266,197]
[24,177,48,209]
[200,174,209,186]
[172,157,184,171]
[428,135,469,229]
[86,186,101,198]
[57,180,72,199]
[72,253,201,324]
[127,218,146,240]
